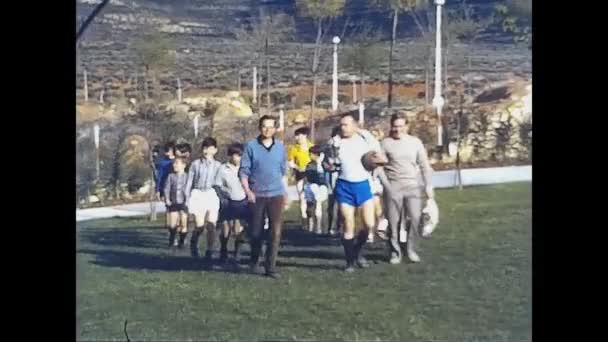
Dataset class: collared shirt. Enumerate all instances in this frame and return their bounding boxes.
[216,162,247,201]
[288,140,314,171]
[185,158,222,196]
[164,172,188,205]
[239,136,287,198]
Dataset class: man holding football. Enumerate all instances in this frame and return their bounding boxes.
[329,113,386,273]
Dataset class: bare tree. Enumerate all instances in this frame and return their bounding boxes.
[233,10,295,112]
[132,27,176,101]
[343,27,384,104]
[296,0,346,141]
[371,0,426,108]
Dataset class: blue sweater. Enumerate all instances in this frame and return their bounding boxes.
[239,137,287,198]
[155,158,174,194]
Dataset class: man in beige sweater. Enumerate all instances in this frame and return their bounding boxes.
[377,112,434,264]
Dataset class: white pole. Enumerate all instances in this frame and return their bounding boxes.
[352,79,357,103]
[279,109,285,132]
[177,78,183,102]
[93,123,100,181]
[83,68,89,103]
[432,0,446,146]
[332,36,341,112]
[252,66,257,104]
[358,102,365,126]
[193,115,199,139]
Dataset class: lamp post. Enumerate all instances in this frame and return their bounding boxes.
[358,102,365,126]
[93,123,100,182]
[252,66,257,104]
[193,114,199,140]
[332,36,341,112]
[350,75,357,103]
[432,0,446,147]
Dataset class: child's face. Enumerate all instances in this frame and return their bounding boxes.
[229,153,242,165]
[166,149,175,159]
[310,153,319,162]
[173,160,186,173]
[202,146,217,158]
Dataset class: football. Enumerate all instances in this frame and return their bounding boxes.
[361,151,388,171]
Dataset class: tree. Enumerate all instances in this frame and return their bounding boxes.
[233,10,295,112]
[296,0,346,141]
[371,0,426,108]
[491,0,531,48]
[132,28,176,100]
[343,27,384,103]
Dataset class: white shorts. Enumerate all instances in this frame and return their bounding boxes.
[304,183,328,203]
[188,189,220,222]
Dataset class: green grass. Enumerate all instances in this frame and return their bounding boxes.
[77,182,531,341]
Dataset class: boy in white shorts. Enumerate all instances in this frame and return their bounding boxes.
[185,137,223,265]
[303,145,329,234]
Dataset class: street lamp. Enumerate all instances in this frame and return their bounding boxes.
[93,123,100,181]
[332,36,341,112]
[433,0,446,146]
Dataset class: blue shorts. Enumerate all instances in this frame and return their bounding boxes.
[334,179,373,207]
[219,199,251,222]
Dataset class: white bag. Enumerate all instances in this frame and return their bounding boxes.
[421,198,439,238]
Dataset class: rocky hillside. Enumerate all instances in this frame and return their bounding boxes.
[76,0,531,103]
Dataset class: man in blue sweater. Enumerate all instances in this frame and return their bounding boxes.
[239,115,289,278]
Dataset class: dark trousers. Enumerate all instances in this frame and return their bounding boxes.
[248,195,285,273]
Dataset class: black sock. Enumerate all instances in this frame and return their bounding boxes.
[220,235,229,259]
[191,228,202,246]
[178,232,187,245]
[250,240,262,265]
[169,229,177,244]
[342,238,355,266]
[353,229,369,258]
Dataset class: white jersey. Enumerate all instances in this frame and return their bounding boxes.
[334,129,381,183]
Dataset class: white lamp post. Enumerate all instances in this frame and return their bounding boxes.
[432,0,446,146]
[193,115,199,139]
[332,36,341,112]
[252,66,257,104]
[358,102,365,126]
[279,108,285,132]
[350,75,357,103]
[93,123,100,181]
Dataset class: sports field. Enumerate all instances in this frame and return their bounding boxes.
[76,182,531,341]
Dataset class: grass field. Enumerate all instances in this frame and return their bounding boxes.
[76,182,531,341]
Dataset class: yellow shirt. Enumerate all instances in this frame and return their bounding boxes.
[288,140,314,171]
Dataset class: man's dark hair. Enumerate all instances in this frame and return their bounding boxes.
[258,115,277,129]
[201,137,217,149]
[227,143,244,156]
[340,112,358,122]
[176,143,192,154]
[163,141,176,153]
[390,112,408,126]
[309,145,322,156]
[294,127,310,136]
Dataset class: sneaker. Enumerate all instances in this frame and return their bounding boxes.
[407,251,421,263]
[344,265,356,273]
[389,255,402,265]
[356,256,370,269]
[265,271,281,279]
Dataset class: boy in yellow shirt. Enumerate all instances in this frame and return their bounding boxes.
[287,127,314,229]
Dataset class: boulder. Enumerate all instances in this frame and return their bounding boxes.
[88,195,100,203]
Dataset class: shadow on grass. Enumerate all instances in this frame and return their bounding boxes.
[79,228,164,250]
